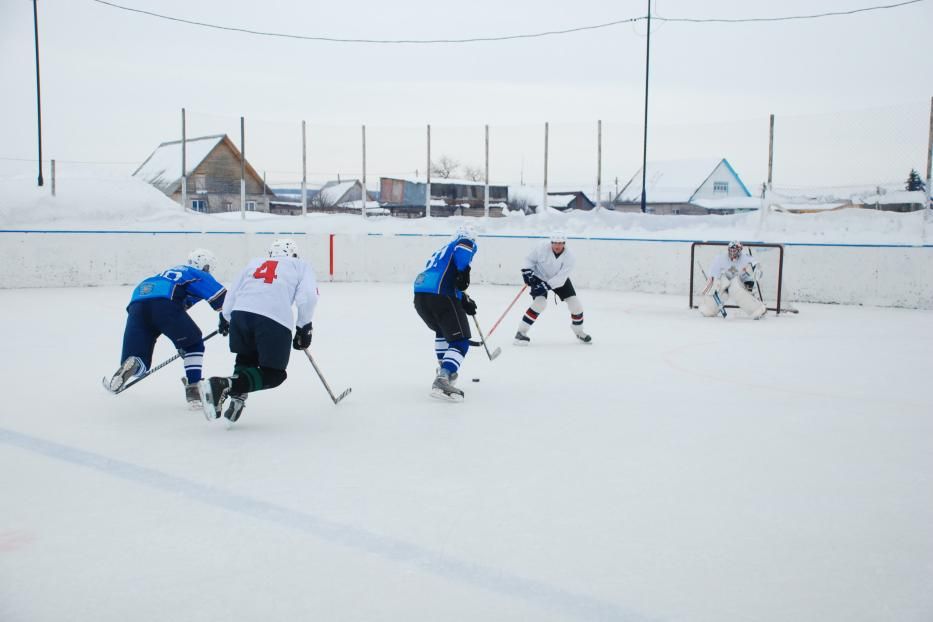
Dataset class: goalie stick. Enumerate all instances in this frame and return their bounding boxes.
[102,330,219,395]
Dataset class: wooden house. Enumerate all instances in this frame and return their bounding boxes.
[614,158,756,215]
[379,177,508,217]
[547,191,596,211]
[134,134,275,214]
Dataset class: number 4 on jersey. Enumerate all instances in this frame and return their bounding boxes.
[253,260,279,283]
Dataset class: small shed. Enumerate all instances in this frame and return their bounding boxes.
[379,177,508,217]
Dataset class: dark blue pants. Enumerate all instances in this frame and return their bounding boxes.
[121,299,204,382]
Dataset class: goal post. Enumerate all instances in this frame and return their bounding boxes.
[689,241,790,314]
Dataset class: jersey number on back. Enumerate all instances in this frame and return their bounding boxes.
[253,260,279,284]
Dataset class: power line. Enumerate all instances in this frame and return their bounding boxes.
[89,1,639,44]
[89,0,927,44]
[655,0,926,23]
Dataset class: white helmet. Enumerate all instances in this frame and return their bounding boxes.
[269,238,298,258]
[550,231,567,244]
[727,240,743,260]
[454,224,476,242]
[187,248,216,273]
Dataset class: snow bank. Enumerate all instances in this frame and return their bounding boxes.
[1,177,931,308]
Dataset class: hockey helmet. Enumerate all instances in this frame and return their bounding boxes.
[550,231,567,244]
[269,238,298,258]
[454,224,476,242]
[727,240,743,260]
[187,248,216,273]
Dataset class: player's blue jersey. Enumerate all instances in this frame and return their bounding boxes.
[414,236,477,296]
[129,265,226,311]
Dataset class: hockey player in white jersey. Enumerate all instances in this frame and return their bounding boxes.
[698,241,767,319]
[199,238,318,423]
[514,232,591,345]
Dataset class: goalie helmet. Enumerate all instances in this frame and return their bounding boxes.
[187,248,216,273]
[268,238,298,258]
[727,240,743,260]
[550,231,567,244]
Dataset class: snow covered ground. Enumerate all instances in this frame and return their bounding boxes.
[2,282,931,622]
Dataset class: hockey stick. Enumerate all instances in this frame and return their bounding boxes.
[103,330,219,395]
[303,349,352,405]
[470,315,502,361]
[486,284,527,337]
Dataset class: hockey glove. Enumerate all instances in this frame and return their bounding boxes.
[292,321,313,350]
[455,266,471,291]
[530,282,548,299]
[521,268,535,286]
[218,313,230,336]
[460,293,477,316]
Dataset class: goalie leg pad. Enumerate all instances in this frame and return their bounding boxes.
[728,277,766,318]
[698,296,721,317]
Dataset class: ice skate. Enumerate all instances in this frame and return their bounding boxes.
[431,369,464,402]
[513,331,531,346]
[435,367,458,385]
[199,376,231,421]
[107,357,142,393]
[575,332,593,344]
[182,378,202,410]
[224,393,247,423]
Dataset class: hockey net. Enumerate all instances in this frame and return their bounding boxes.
[689,242,795,314]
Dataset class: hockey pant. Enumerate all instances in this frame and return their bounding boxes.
[518,294,587,336]
[122,299,205,383]
[699,276,765,318]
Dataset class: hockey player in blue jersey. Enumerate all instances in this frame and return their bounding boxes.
[106,249,226,407]
[413,225,478,401]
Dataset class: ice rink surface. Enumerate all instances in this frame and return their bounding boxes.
[1,282,931,622]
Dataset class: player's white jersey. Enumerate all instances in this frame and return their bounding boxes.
[523,240,576,289]
[708,251,755,281]
[222,256,318,330]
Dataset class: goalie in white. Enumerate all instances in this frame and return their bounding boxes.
[698,241,767,319]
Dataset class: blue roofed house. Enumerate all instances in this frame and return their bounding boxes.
[613,158,759,215]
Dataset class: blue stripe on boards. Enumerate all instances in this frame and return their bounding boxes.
[2,230,930,249]
[0,427,652,622]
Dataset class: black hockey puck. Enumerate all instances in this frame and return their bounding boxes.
[472,378,480,382]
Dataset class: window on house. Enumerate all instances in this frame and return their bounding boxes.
[713,181,729,194]
[223,201,233,212]
[191,199,206,213]
[194,175,207,193]
[246,201,257,211]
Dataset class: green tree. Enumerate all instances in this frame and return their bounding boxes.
[905,168,926,192]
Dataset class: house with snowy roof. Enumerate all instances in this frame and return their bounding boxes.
[379,176,508,217]
[312,179,385,215]
[133,134,274,214]
[613,158,758,215]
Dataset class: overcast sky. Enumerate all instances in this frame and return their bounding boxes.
[1,0,931,189]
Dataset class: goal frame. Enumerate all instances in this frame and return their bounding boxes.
[689,241,788,314]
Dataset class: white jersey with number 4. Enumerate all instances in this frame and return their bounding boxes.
[222,256,318,330]
[708,252,755,281]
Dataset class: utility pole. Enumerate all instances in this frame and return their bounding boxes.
[32,0,44,187]
[640,0,652,213]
